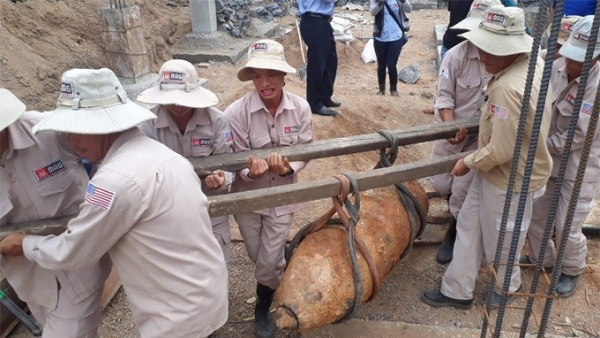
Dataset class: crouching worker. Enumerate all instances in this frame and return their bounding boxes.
[225,39,313,338]
[0,69,228,338]
[137,59,234,263]
[0,88,111,338]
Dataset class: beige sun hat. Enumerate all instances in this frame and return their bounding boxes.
[547,15,582,46]
[450,0,503,31]
[0,89,26,131]
[136,59,218,108]
[459,6,533,56]
[237,39,297,81]
[559,15,600,62]
[33,68,156,135]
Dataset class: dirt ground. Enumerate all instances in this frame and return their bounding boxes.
[2,1,599,337]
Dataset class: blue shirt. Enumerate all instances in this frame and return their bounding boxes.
[553,0,597,16]
[376,0,403,42]
[298,0,335,16]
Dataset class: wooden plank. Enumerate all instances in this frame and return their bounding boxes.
[190,118,479,176]
[209,152,466,217]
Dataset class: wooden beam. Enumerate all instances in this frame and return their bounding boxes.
[208,152,467,217]
[190,118,479,176]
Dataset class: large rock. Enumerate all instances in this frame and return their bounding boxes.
[398,64,421,84]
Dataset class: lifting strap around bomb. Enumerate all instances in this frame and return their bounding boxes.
[284,129,426,324]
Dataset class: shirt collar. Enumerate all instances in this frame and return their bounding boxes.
[466,41,480,60]
[155,105,210,133]
[3,120,36,161]
[248,89,296,116]
[492,53,529,80]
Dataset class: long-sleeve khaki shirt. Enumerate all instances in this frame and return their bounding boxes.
[139,105,234,224]
[225,90,313,216]
[547,57,600,182]
[0,111,111,309]
[463,54,553,192]
[434,40,487,153]
[23,129,228,338]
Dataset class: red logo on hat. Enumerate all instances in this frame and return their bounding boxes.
[251,43,268,53]
[472,3,489,12]
[561,22,574,33]
[163,71,185,83]
[487,13,506,25]
[575,32,590,42]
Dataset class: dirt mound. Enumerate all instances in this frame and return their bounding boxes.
[0,0,190,110]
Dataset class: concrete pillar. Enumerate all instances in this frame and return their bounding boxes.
[98,6,150,83]
[190,0,217,35]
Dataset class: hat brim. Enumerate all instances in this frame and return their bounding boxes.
[137,85,218,108]
[559,39,600,62]
[459,29,533,56]
[0,89,26,131]
[32,101,156,135]
[237,58,297,81]
[450,17,482,31]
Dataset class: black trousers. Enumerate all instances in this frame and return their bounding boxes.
[299,15,338,111]
[374,38,404,91]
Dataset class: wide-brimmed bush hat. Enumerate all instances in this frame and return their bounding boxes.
[450,0,502,31]
[459,6,533,56]
[33,68,156,135]
[559,15,600,62]
[237,39,297,81]
[136,59,218,108]
[0,89,26,131]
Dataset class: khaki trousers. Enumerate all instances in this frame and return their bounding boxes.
[211,216,232,264]
[431,139,478,218]
[28,280,103,338]
[527,177,598,275]
[234,212,293,289]
[441,172,542,300]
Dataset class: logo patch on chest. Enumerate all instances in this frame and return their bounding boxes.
[192,138,213,147]
[284,125,300,134]
[32,158,67,182]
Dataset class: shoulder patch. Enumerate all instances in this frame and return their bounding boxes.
[32,158,67,182]
[439,66,449,80]
[581,102,593,116]
[85,182,115,210]
[224,130,233,143]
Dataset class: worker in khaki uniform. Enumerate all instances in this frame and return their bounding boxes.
[542,16,581,60]
[225,39,313,338]
[524,15,600,298]
[0,68,228,338]
[422,6,552,308]
[430,0,500,265]
[137,59,234,263]
[0,89,111,338]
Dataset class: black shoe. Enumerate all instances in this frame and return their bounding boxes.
[376,90,385,96]
[485,284,522,307]
[312,106,337,116]
[556,274,580,298]
[435,220,456,264]
[390,90,399,97]
[421,289,473,309]
[255,284,276,338]
[325,100,341,108]
[519,255,553,271]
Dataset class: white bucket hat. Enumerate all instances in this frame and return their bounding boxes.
[459,6,533,56]
[450,0,502,31]
[237,39,297,81]
[136,59,219,108]
[559,15,600,62]
[33,68,156,135]
[0,89,26,131]
[547,15,582,46]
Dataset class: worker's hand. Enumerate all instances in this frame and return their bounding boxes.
[447,126,468,145]
[267,152,293,176]
[205,170,226,189]
[450,158,470,177]
[0,233,28,257]
[439,108,455,122]
[248,155,269,179]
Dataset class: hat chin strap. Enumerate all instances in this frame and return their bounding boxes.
[159,81,201,92]
[57,92,128,110]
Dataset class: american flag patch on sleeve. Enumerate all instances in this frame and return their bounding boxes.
[85,182,115,210]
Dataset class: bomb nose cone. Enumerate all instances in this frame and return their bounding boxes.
[274,306,299,330]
